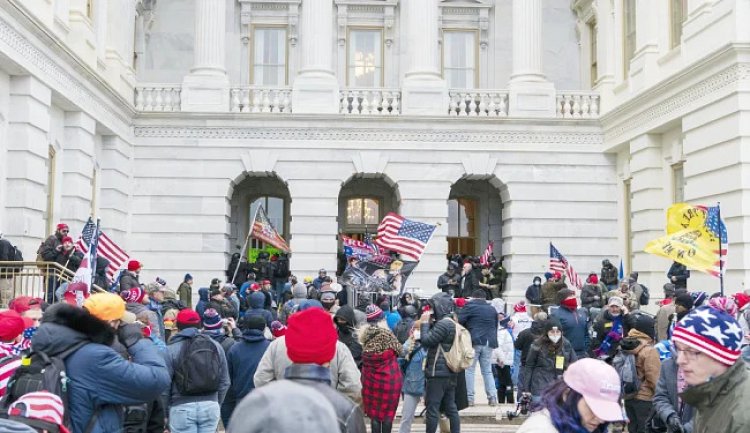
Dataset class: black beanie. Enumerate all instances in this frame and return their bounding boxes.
[632,313,656,341]
[471,289,486,299]
[675,293,694,310]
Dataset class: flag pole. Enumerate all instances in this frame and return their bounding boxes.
[717,202,724,296]
[232,205,261,284]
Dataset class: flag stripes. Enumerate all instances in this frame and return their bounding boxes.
[375,212,436,261]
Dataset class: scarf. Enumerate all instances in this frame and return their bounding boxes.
[594,315,623,357]
[361,326,402,355]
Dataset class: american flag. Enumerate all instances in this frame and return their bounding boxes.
[704,205,728,277]
[479,241,494,266]
[76,218,129,278]
[251,206,290,252]
[549,243,583,289]
[375,212,436,261]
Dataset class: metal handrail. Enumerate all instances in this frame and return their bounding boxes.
[0,261,105,305]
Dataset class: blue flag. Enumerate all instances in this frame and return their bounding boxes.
[618,259,624,280]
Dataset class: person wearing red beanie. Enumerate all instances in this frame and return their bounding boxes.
[280,308,366,432]
[0,310,26,356]
[118,260,142,293]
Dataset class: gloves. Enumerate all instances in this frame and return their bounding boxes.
[667,415,684,433]
[118,323,144,349]
[607,330,623,341]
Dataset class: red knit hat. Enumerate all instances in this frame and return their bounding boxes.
[127,260,142,272]
[0,311,25,342]
[733,292,750,310]
[176,309,201,326]
[61,236,73,244]
[286,308,337,365]
[250,283,261,292]
[56,223,69,231]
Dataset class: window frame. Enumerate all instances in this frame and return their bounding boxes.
[447,197,478,256]
[345,197,381,228]
[672,162,685,203]
[250,25,289,86]
[441,29,480,89]
[670,0,687,49]
[346,27,385,88]
[622,0,637,77]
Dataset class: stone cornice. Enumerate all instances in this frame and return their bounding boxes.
[601,44,750,147]
[0,2,134,138]
[134,126,603,145]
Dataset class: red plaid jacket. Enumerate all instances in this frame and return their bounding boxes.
[361,349,403,421]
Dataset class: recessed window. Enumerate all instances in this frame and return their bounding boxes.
[253,28,287,86]
[672,163,685,203]
[443,31,477,88]
[623,0,636,76]
[447,198,477,255]
[347,29,383,87]
[670,0,687,49]
[346,198,380,226]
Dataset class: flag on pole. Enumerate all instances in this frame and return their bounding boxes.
[479,241,494,267]
[76,218,129,278]
[251,206,290,252]
[375,212,436,261]
[644,203,728,278]
[618,259,624,281]
[342,235,377,260]
[549,243,583,289]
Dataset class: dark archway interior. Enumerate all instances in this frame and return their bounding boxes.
[228,174,291,255]
[448,178,503,259]
[337,175,400,239]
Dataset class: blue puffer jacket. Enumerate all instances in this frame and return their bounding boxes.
[401,341,427,396]
[244,292,273,328]
[196,288,209,317]
[31,304,170,433]
[458,298,499,348]
[226,329,270,403]
[551,306,590,357]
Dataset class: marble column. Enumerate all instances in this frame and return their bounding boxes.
[181,0,230,112]
[292,0,339,114]
[400,0,447,115]
[61,112,96,229]
[508,0,556,118]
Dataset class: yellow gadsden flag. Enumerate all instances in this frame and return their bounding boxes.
[645,204,724,277]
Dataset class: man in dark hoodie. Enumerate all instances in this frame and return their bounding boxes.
[419,292,460,433]
[525,276,543,314]
[222,315,271,427]
[196,287,210,318]
[245,291,274,329]
[30,299,170,433]
[334,305,363,369]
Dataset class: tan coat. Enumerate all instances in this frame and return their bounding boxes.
[655,302,676,341]
[626,330,661,401]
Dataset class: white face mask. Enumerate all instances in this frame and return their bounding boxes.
[548,335,561,344]
[413,330,421,340]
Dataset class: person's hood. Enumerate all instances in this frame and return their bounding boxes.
[204,329,227,342]
[530,320,545,334]
[249,291,266,309]
[621,336,643,352]
[532,276,541,285]
[32,303,115,356]
[292,283,306,299]
[240,328,267,343]
[334,305,356,328]
[198,287,209,302]
[169,327,201,344]
[427,292,455,321]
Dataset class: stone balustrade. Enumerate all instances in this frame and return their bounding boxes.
[340,89,401,115]
[556,92,600,119]
[230,87,293,113]
[135,85,182,111]
[448,90,509,117]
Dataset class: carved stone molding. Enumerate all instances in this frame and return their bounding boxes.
[351,151,389,174]
[461,153,498,178]
[134,126,604,145]
[0,15,132,136]
[240,149,278,174]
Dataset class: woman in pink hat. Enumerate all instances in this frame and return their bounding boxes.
[518,358,626,433]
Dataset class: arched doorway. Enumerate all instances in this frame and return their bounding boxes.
[228,174,291,260]
[448,177,504,259]
[337,175,400,272]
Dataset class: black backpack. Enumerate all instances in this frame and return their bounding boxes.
[173,334,221,396]
[639,284,650,306]
[0,342,100,432]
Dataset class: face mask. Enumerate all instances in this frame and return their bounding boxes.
[548,335,561,344]
[561,298,578,310]
[413,330,421,340]
[610,311,621,317]
[534,281,541,287]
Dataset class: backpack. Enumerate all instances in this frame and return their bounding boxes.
[173,334,221,396]
[0,342,100,432]
[439,319,475,373]
[639,284,650,306]
[612,350,641,399]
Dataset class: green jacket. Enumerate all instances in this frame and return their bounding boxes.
[680,360,750,433]
[177,282,192,308]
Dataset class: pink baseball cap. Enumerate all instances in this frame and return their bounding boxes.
[563,358,625,422]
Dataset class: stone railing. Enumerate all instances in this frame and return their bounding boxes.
[556,92,600,119]
[448,90,509,117]
[340,89,401,115]
[135,85,182,111]
[230,87,293,113]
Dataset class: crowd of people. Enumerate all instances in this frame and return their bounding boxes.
[0,228,749,433]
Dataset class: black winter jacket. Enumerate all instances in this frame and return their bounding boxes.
[601,264,619,286]
[581,283,606,309]
[420,318,457,378]
[514,321,544,367]
[436,272,462,295]
[522,338,577,396]
[667,262,689,289]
